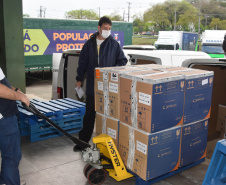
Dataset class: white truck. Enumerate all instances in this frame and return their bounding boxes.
[201,30,226,58]
[155,31,198,51]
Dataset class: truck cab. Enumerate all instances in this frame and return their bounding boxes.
[201,30,226,58]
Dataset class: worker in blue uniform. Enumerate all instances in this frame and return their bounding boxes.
[0,67,30,185]
[75,16,127,151]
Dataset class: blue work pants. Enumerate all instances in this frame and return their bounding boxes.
[0,116,22,185]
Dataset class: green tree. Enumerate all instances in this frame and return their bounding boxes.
[177,2,199,31]
[108,11,123,21]
[65,9,99,20]
[209,18,221,29]
[144,4,171,30]
[188,0,226,29]
[23,14,30,18]
[133,26,139,33]
[219,20,226,30]
[132,15,144,33]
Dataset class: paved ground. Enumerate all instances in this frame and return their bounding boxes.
[13,71,220,185]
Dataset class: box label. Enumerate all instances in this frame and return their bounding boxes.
[107,127,116,139]
[103,73,108,80]
[202,78,208,86]
[96,69,100,78]
[111,72,118,82]
[137,140,147,155]
[98,81,103,91]
[109,82,118,93]
[139,92,151,106]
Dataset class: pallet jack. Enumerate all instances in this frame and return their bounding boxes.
[22,103,133,185]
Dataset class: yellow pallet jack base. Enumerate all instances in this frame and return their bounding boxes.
[93,134,133,181]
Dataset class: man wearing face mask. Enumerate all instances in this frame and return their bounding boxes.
[74,16,127,151]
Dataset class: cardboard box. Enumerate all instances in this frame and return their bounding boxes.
[94,66,152,119]
[216,104,226,133]
[95,112,119,147]
[120,72,185,133]
[173,69,214,125]
[119,122,181,180]
[95,66,134,115]
[180,119,209,167]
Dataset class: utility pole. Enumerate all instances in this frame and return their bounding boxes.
[40,6,42,18]
[99,7,100,18]
[127,2,131,22]
[198,0,201,35]
[174,3,177,31]
[123,10,125,21]
[43,8,46,18]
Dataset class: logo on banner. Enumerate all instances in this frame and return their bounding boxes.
[114,33,118,40]
[23,29,50,56]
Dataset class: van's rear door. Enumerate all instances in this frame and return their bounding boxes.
[63,53,86,102]
[182,58,226,141]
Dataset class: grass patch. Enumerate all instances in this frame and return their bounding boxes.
[132,36,157,45]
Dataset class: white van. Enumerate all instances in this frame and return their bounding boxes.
[123,45,156,64]
[54,50,210,100]
[128,50,210,66]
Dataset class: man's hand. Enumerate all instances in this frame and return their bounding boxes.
[16,93,30,107]
[76,81,82,89]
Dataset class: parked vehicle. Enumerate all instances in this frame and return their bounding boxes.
[182,58,226,141]
[201,30,226,58]
[54,50,210,100]
[154,31,198,51]
[128,50,210,66]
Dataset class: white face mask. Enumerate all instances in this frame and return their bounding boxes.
[101,30,111,39]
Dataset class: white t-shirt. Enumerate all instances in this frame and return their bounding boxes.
[97,39,104,65]
[0,68,5,80]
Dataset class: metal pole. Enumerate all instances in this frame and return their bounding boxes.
[198,0,201,34]
[40,6,42,18]
[174,3,177,31]
[99,7,100,19]
[127,2,131,22]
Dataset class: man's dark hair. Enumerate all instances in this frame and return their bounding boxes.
[98,16,112,27]
[223,35,226,53]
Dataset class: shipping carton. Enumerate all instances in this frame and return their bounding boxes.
[94,66,152,119]
[173,69,214,124]
[95,112,119,147]
[216,104,226,134]
[180,119,209,167]
[120,69,165,126]
[120,72,185,133]
[119,122,181,180]
[94,66,135,116]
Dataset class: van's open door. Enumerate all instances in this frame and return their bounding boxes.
[182,58,226,141]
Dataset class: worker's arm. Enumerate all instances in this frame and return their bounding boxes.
[76,42,89,88]
[0,83,30,106]
[115,42,127,66]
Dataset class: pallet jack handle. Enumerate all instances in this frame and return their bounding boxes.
[21,102,91,149]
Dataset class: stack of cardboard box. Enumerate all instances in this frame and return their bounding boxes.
[94,65,214,181]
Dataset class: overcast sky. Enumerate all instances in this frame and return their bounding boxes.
[22,0,166,21]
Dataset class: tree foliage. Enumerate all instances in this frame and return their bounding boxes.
[23,14,30,18]
[108,11,123,21]
[209,18,226,29]
[65,9,99,20]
